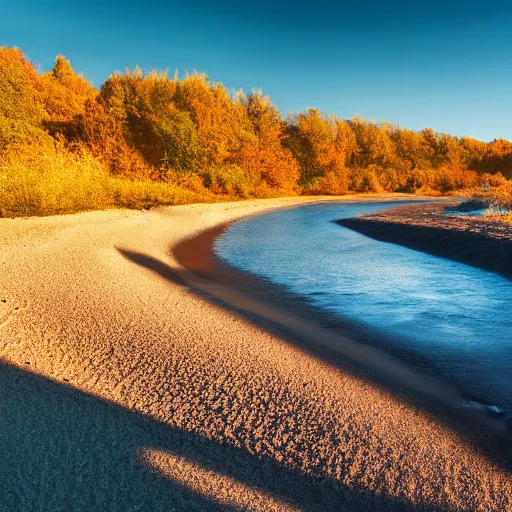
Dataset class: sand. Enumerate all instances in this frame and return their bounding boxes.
[0,195,510,511]
[338,202,512,278]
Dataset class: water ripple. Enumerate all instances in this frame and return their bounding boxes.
[216,201,512,412]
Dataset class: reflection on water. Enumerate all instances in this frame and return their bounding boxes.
[215,201,512,412]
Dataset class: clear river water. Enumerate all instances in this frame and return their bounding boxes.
[215,201,512,414]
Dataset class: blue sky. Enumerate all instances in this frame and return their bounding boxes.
[2,0,511,141]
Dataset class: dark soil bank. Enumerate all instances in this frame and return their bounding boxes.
[337,203,512,278]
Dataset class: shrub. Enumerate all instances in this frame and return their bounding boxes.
[0,143,112,216]
[111,177,208,209]
[201,164,254,198]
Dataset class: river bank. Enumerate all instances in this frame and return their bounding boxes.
[0,195,510,511]
[337,202,512,278]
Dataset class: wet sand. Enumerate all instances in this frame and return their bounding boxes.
[0,195,511,511]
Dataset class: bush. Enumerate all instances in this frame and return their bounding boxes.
[0,143,112,216]
[0,142,216,217]
[201,165,255,198]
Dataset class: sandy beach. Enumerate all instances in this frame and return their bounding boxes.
[0,195,511,511]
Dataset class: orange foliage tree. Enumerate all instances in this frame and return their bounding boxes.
[0,47,48,147]
[40,55,98,136]
[231,91,299,193]
[1,45,511,203]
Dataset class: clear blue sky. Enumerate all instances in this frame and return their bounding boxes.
[2,0,511,141]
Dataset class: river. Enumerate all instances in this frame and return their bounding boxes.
[215,200,512,414]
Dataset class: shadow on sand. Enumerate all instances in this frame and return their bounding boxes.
[118,243,512,474]
[0,361,450,511]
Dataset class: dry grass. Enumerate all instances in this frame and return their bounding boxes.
[0,144,218,217]
[0,143,111,216]
[111,177,214,210]
[469,183,512,210]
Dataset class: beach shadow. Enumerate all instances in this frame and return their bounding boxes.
[117,245,512,476]
[0,361,448,511]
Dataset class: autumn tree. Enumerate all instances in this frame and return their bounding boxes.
[97,69,186,176]
[174,74,239,167]
[40,55,97,135]
[0,47,48,147]
[349,116,396,169]
[231,91,299,192]
[284,108,336,186]
[387,126,433,170]
[485,139,512,178]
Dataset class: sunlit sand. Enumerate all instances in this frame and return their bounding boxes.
[0,196,510,510]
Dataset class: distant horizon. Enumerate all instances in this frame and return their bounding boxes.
[2,0,511,142]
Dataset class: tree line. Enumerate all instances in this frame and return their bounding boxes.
[1,46,511,211]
